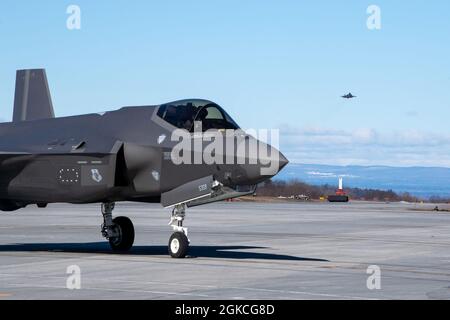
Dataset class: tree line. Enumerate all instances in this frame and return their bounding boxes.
[256,179,427,202]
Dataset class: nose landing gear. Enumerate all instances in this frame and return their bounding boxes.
[168,204,190,258]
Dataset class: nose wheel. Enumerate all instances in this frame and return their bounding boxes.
[169,232,189,258]
[168,204,190,258]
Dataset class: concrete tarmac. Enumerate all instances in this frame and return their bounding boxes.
[0,201,450,300]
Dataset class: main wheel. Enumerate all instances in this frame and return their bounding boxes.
[109,216,135,252]
[169,232,189,258]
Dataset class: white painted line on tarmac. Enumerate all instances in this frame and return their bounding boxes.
[7,283,211,298]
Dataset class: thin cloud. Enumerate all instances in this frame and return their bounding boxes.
[279,125,450,167]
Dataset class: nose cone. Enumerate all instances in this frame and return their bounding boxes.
[232,141,289,186]
[279,152,289,172]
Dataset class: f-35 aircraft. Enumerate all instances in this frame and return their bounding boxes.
[0,69,288,258]
[341,93,356,99]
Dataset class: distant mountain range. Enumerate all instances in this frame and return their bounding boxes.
[276,163,450,198]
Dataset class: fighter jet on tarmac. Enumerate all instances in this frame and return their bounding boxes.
[0,69,288,258]
[341,93,356,99]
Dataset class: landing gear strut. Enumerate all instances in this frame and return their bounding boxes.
[168,204,189,258]
[101,202,135,252]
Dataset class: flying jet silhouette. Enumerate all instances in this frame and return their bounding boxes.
[342,93,356,99]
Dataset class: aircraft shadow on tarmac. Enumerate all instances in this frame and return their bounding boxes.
[0,242,328,262]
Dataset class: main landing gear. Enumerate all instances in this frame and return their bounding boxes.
[101,202,135,252]
[168,204,190,258]
[100,202,189,258]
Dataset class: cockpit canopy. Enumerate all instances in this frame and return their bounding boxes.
[157,99,239,132]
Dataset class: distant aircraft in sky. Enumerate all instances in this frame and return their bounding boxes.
[341,93,356,99]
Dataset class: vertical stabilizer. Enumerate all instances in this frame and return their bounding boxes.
[13,69,55,122]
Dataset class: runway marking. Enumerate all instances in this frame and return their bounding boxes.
[2,252,450,282]
[113,279,379,300]
[226,287,379,300]
[191,230,450,247]
[0,256,91,270]
[6,282,378,300]
[1,274,378,300]
[7,283,211,298]
[3,262,448,294]
[0,273,219,290]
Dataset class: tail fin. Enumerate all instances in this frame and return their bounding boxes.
[13,69,55,122]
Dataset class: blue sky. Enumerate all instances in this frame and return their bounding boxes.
[0,1,449,166]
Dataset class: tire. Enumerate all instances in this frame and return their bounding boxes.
[169,232,189,258]
[109,216,135,252]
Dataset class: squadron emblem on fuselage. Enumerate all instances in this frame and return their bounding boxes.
[91,169,103,183]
